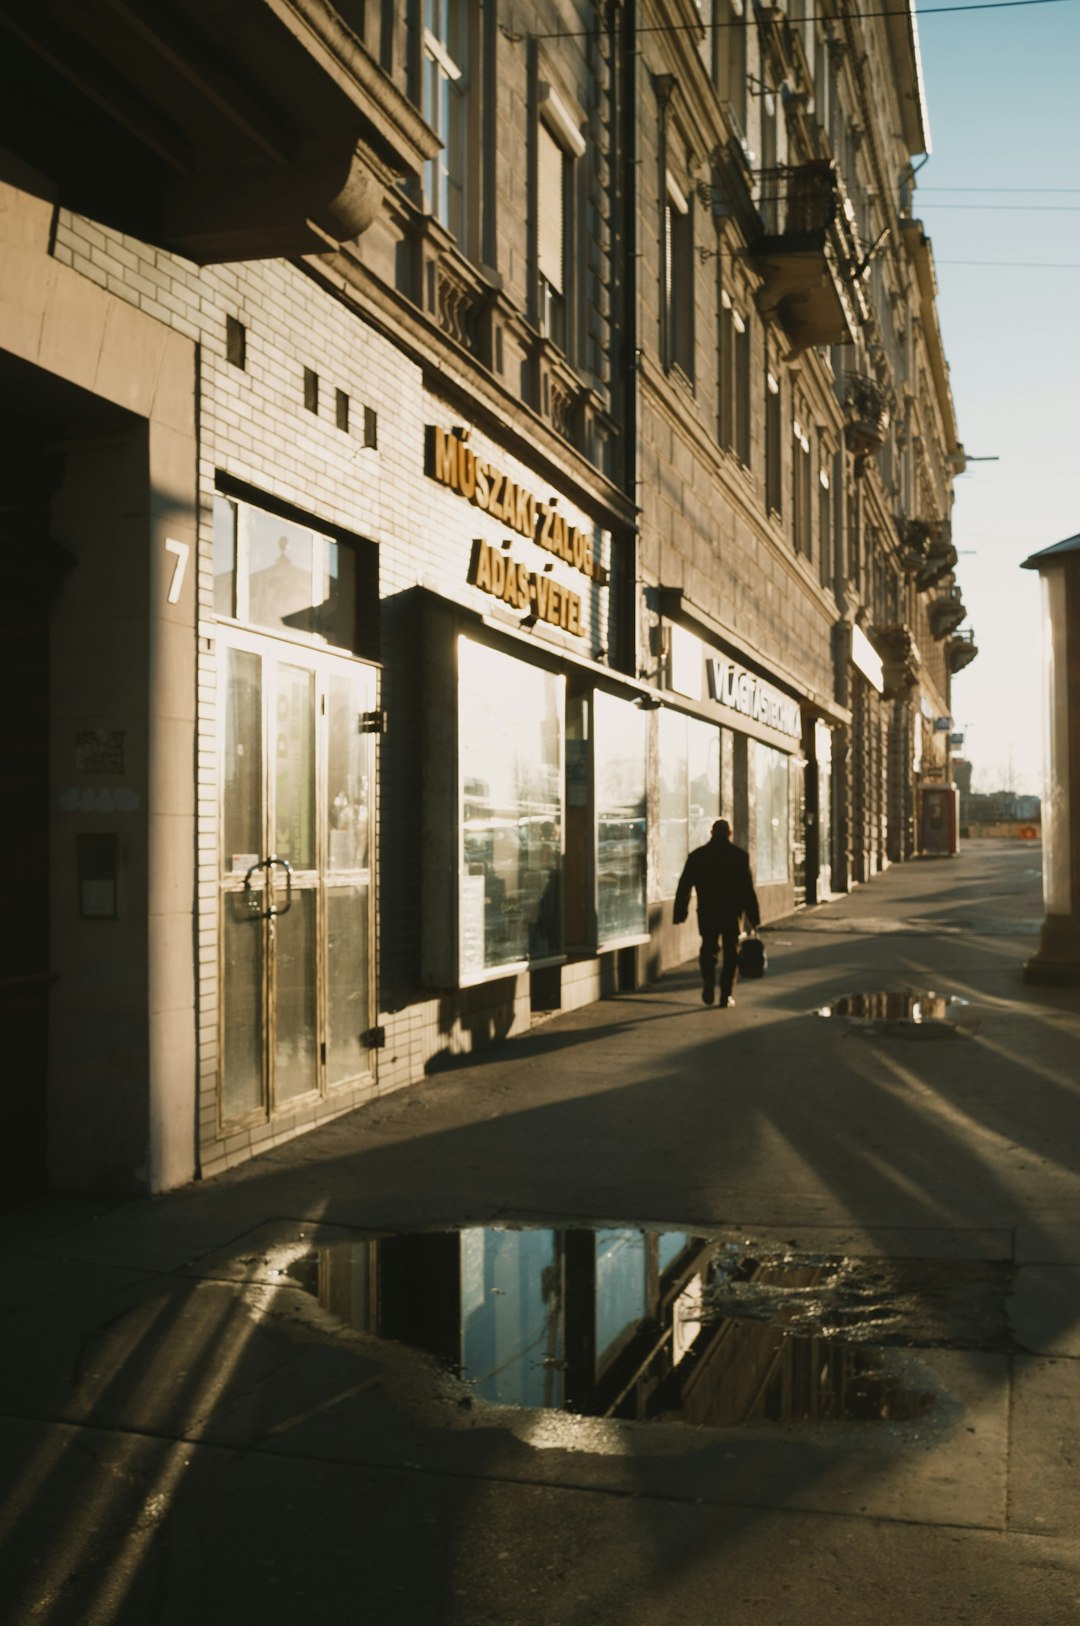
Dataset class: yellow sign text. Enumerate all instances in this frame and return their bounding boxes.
[468,540,584,637]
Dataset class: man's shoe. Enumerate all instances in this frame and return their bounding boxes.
[702,982,715,1005]
[720,994,735,1008]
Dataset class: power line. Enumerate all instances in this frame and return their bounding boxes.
[852,0,1073,11]
[918,202,1080,210]
[921,186,1080,193]
[527,0,1076,41]
[938,258,1080,267]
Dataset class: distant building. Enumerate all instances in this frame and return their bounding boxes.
[965,792,1041,824]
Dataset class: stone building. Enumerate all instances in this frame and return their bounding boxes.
[627,0,973,960]
[0,0,973,1198]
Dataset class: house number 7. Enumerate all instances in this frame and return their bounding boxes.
[164,537,190,605]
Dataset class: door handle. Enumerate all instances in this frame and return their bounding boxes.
[242,858,267,917]
[242,856,293,919]
[265,855,293,918]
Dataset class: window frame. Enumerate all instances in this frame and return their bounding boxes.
[212,493,368,656]
[721,0,749,139]
[663,170,695,382]
[535,83,586,358]
[765,366,782,517]
[212,481,379,659]
[593,689,650,950]
[733,305,751,466]
[792,414,813,560]
[657,709,722,899]
[753,740,791,886]
[720,293,752,468]
[456,636,566,985]
[818,456,834,590]
[421,0,470,243]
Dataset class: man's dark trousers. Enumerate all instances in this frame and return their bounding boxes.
[699,912,740,1002]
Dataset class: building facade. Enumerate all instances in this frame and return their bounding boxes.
[0,0,974,1198]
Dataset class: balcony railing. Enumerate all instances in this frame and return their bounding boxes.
[947,628,979,674]
[749,161,869,352]
[899,517,950,576]
[897,517,958,590]
[916,532,959,593]
[843,371,891,456]
[929,587,967,642]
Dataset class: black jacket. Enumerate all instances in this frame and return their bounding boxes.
[673,835,760,928]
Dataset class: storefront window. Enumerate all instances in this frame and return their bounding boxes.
[658,710,689,896]
[594,691,648,944]
[658,712,721,896]
[754,741,791,884]
[689,718,720,852]
[459,639,564,978]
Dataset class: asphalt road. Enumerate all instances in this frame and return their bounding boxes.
[3,840,1079,1625]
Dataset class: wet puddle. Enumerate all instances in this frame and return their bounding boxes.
[285,1226,1010,1428]
[817,990,974,1037]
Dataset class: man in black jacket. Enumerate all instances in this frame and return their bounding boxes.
[673,819,760,1007]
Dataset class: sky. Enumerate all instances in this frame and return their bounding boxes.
[912,0,1080,795]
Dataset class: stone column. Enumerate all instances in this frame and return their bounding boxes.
[1021,536,1080,984]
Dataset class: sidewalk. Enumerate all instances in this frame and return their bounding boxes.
[3,842,1079,1624]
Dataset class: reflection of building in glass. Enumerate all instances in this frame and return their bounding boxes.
[249,534,315,633]
[594,693,649,947]
[458,640,565,977]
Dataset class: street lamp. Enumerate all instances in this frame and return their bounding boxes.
[1020,534,1080,984]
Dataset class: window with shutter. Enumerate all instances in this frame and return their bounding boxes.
[765,367,782,516]
[663,175,694,380]
[793,418,812,559]
[534,85,585,358]
[538,124,565,295]
[734,308,751,466]
[819,461,833,589]
[537,122,567,350]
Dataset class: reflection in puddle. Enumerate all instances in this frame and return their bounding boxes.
[817,990,971,1029]
[289,1228,938,1427]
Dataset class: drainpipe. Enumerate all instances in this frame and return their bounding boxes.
[614,0,638,677]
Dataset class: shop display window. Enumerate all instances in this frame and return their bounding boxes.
[689,720,720,853]
[593,691,648,945]
[658,711,721,896]
[754,740,791,884]
[458,638,565,979]
[658,710,689,896]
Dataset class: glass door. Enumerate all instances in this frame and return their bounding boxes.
[219,630,376,1125]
